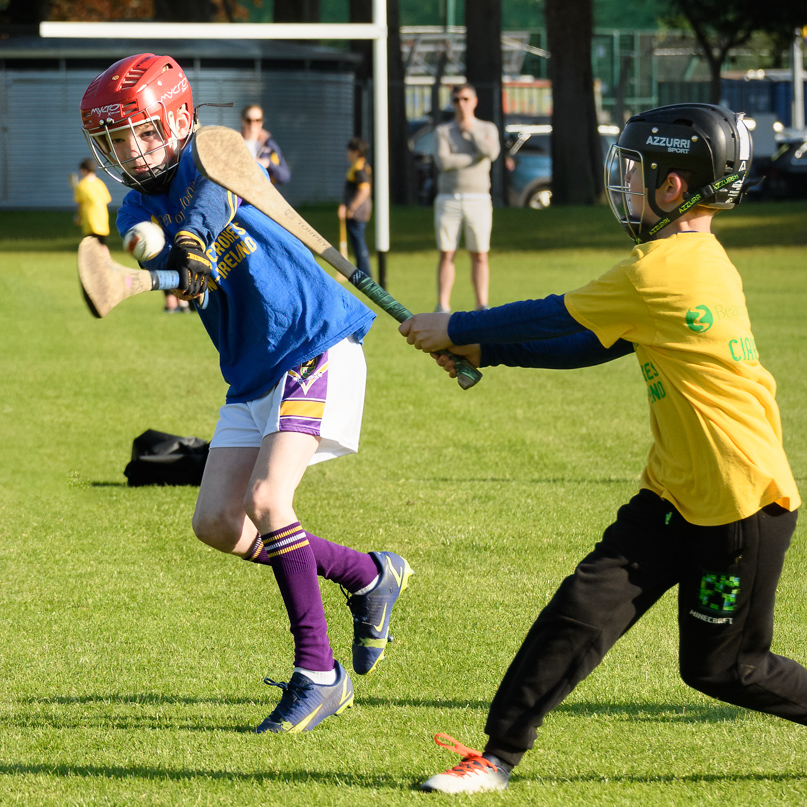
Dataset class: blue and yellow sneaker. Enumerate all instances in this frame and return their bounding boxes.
[255,660,354,734]
[345,550,413,675]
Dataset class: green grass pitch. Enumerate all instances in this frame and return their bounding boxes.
[1,201,807,805]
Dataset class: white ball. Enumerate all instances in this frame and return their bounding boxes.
[124,221,166,262]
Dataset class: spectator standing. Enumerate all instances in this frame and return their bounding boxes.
[433,84,500,313]
[240,104,291,186]
[338,137,373,279]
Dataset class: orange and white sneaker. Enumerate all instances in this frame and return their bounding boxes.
[420,734,511,793]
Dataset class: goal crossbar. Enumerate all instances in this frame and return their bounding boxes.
[40,12,392,256]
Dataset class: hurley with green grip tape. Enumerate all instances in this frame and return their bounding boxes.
[192,125,483,391]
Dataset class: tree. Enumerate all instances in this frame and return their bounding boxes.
[0,0,51,24]
[667,0,807,104]
[273,0,320,23]
[387,0,411,205]
[347,1,409,204]
[154,0,216,21]
[349,0,373,132]
[667,1,763,105]
[13,0,235,23]
[465,0,505,206]
[545,0,602,205]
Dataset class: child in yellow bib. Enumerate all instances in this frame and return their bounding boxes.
[73,158,111,243]
[401,104,804,794]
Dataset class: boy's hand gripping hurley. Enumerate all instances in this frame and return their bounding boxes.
[77,237,209,318]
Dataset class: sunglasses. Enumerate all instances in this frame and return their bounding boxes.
[244,117,263,123]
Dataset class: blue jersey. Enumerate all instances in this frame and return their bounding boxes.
[117,138,375,403]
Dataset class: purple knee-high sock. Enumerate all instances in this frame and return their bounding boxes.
[305,532,379,592]
[261,522,334,672]
[244,530,378,594]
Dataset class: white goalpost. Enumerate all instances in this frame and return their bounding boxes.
[40,3,393,282]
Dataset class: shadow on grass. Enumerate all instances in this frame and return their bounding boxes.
[22,694,744,726]
[423,475,636,485]
[0,761,406,788]
[25,693,269,706]
[364,698,748,724]
[1,762,805,790]
[82,476,634,490]
[85,476,634,489]
[551,700,745,723]
[519,771,807,786]
[21,691,489,713]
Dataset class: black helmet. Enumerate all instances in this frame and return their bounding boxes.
[604,103,753,242]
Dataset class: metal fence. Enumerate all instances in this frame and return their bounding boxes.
[0,61,355,210]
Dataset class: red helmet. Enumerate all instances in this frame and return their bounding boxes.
[80,53,194,193]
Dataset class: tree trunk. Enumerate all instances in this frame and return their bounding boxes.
[349,3,410,202]
[545,0,602,205]
[465,0,505,206]
[154,0,215,21]
[349,0,373,137]
[273,0,320,22]
[690,30,729,105]
[387,0,412,204]
[1,0,50,24]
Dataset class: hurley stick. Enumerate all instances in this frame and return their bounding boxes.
[339,216,349,260]
[193,126,482,390]
[77,236,205,318]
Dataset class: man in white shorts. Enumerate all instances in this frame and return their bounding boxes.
[433,83,501,313]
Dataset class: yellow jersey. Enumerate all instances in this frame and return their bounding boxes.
[75,173,111,237]
[564,232,799,526]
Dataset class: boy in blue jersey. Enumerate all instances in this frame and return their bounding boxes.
[80,53,413,734]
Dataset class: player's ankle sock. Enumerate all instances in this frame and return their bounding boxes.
[263,522,334,672]
[243,532,270,564]
[305,532,379,592]
[483,754,513,773]
[294,666,337,686]
[245,529,379,595]
[352,575,379,595]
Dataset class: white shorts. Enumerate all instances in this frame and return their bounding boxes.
[434,194,493,253]
[209,336,366,465]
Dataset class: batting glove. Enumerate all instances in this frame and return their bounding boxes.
[167,231,213,297]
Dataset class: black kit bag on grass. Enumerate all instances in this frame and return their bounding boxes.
[124,429,209,487]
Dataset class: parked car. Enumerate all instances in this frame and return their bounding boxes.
[504,123,620,209]
[745,134,807,201]
[408,118,619,209]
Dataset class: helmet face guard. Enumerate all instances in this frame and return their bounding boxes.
[83,114,187,194]
[604,103,753,243]
[604,146,646,243]
[80,54,194,194]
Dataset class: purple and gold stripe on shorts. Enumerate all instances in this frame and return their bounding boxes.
[278,351,329,435]
[263,523,310,558]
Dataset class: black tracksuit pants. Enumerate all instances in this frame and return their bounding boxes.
[485,489,806,767]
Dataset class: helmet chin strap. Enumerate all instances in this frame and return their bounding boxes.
[638,171,744,244]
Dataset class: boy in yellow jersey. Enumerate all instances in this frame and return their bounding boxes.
[73,158,111,244]
[400,104,804,794]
